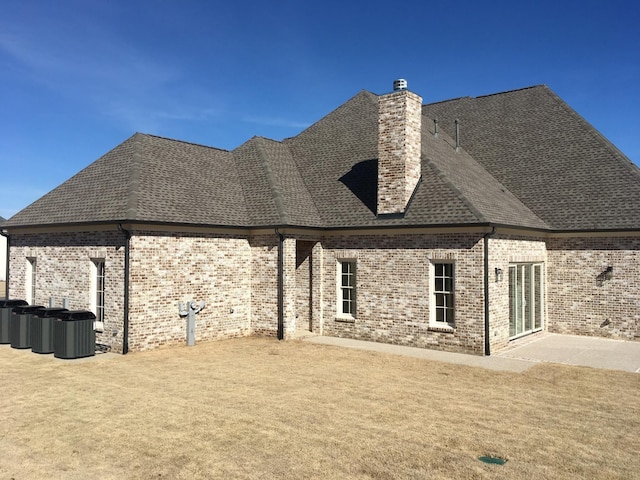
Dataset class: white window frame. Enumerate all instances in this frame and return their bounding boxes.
[25,257,36,304]
[430,261,455,328]
[90,259,105,332]
[336,260,356,319]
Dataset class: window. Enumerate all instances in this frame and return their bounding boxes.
[337,260,356,318]
[26,257,36,304]
[432,262,454,326]
[90,259,105,328]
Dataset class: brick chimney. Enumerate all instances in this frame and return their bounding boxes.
[377,79,422,215]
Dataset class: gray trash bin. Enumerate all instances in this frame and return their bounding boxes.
[54,310,96,359]
[0,300,28,344]
[11,305,45,349]
[31,308,69,354]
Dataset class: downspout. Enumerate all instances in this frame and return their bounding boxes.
[483,226,496,356]
[0,230,8,299]
[275,228,284,340]
[118,224,131,354]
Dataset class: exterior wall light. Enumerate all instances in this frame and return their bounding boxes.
[495,267,504,283]
[596,266,613,286]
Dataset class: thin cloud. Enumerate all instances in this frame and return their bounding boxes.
[0,16,220,134]
[242,115,310,129]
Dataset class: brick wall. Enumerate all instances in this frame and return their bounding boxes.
[547,236,640,340]
[319,233,487,354]
[127,231,252,351]
[8,230,255,353]
[9,229,638,356]
[8,231,126,352]
[488,235,548,352]
[249,234,279,337]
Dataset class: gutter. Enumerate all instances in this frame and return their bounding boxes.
[483,226,496,356]
[0,230,8,299]
[118,224,131,354]
[275,228,285,340]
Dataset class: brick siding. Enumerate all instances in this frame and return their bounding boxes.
[8,231,126,352]
[7,230,640,355]
[547,236,640,340]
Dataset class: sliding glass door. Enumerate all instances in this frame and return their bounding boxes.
[509,263,544,338]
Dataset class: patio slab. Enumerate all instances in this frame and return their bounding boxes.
[304,333,640,373]
[496,332,640,373]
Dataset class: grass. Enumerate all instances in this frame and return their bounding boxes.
[1,337,639,479]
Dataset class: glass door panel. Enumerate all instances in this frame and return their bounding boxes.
[509,266,517,337]
[524,264,532,332]
[534,264,542,330]
[509,263,544,339]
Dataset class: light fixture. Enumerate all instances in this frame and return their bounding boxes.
[495,267,503,283]
[604,266,613,280]
[596,266,614,286]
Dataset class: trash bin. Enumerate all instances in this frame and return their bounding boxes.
[54,310,96,359]
[31,308,68,354]
[10,305,45,349]
[0,300,28,344]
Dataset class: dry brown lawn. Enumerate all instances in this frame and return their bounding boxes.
[1,337,639,480]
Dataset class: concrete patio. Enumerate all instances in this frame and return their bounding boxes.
[304,332,640,373]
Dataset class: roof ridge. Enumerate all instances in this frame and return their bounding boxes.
[475,84,546,99]
[139,132,230,152]
[542,87,640,182]
[125,134,144,220]
[423,85,547,107]
[254,137,290,225]
[289,90,377,141]
[423,155,486,223]
[421,121,550,229]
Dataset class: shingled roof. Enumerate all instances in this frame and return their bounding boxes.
[4,85,639,232]
[424,85,640,231]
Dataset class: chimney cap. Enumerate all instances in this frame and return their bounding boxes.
[393,79,408,91]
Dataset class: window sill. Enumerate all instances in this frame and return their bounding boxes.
[428,324,455,333]
[335,316,356,324]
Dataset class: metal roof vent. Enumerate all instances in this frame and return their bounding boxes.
[393,79,407,91]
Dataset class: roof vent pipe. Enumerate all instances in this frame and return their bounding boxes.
[393,79,407,91]
[455,118,460,152]
[434,118,439,138]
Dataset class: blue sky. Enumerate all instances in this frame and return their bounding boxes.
[1,0,638,219]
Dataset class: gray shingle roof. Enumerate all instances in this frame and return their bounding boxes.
[5,134,248,227]
[286,91,485,228]
[4,84,639,232]
[424,85,640,230]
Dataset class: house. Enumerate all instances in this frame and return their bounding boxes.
[2,81,639,355]
[0,216,6,288]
